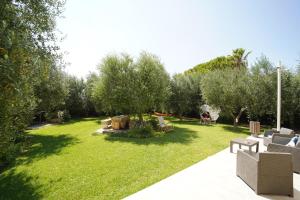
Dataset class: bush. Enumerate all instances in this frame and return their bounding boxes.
[59,110,71,122]
[148,117,159,130]
[111,124,155,139]
[127,125,154,138]
[46,110,71,124]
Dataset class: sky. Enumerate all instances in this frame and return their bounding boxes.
[56,0,300,78]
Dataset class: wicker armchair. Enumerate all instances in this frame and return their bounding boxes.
[236,150,293,197]
[267,133,300,173]
[263,127,294,146]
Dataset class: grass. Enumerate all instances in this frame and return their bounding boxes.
[0,117,249,200]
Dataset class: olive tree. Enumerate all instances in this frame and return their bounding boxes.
[0,0,65,164]
[93,53,136,115]
[168,73,203,119]
[247,56,300,128]
[34,67,69,117]
[92,52,170,121]
[133,52,170,121]
[247,56,277,121]
[65,76,88,117]
[201,68,250,126]
[85,72,99,116]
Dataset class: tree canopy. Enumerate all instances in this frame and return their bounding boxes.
[168,73,203,118]
[0,0,65,163]
[92,52,170,121]
[186,48,250,74]
[200,68,250,126]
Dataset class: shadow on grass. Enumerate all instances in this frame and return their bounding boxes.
[169,119,217,128]
[0,127,81,199]
[104,126,199,145]
[0,170,42,200]
[170,120,199,125]
[55,117,104,127]
[28,118,102,130]
[19,134,79,165]
[220,125,250,135]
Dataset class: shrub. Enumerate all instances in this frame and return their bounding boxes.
[58,110,71,122]
[127,125,154,138]
[111,125,155,139]
[148,117,159,130]
[46,110,71,124]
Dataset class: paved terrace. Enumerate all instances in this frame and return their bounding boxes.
[125,136,300,200]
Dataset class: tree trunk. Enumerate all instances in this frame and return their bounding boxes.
[179,114,183,121]
[233,108,246,127]
[138,113,143,122]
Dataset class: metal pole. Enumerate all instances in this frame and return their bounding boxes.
[277,63,281,131]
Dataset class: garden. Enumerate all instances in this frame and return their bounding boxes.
[0,118,248,199]
[1,1,300,200]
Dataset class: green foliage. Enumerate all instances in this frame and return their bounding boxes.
[280,69,300,128]
[0,0,65,164]
[199,55,300,128]
[148,117,159,130]
[126,125,154,138]
[92,52,170,121]
[168,73,203,118]
[65,76,88,117]
[231,48,251,69]
[45,110,70,123]
[94,53,135,115]
[246,56,300,128]
[85,73,99,115]
[186,48,250,74]
[34,68,69,115]
[58,110,71,122]
[187,56,231,74]
[247,56,277,120]
[133,52,170,119]
[201,68,250,125]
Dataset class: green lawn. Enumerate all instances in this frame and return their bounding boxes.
[0,118,249,200]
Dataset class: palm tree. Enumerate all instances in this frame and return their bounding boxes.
[231,48,251,69]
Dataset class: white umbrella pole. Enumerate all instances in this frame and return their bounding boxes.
[276,63,281,131]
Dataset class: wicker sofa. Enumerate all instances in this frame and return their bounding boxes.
[263,127,294,146]
[236,150,293,197]
[267,133,300,173]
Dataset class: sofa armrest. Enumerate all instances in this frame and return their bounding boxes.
[236,150,258,191]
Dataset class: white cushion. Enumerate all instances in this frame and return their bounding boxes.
[287,140,296,147]
[286,136,299,147]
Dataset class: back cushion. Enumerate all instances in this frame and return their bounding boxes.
[273,136,292,145]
